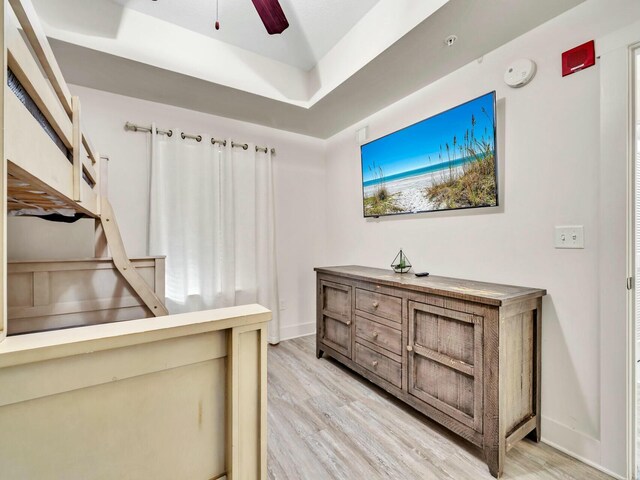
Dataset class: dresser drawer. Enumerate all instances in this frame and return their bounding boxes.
[355,315,402,355]
[355,288,402,322]
[354,342,402,388]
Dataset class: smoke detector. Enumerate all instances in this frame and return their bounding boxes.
[504,59,537,88]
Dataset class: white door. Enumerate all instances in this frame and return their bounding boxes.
[634,46,640,480]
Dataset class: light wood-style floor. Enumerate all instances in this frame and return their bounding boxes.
[267,335,612,480]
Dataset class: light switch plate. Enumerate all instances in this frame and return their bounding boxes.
[554,225,584,249]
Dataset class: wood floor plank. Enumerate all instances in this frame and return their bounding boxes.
[267,335,612,480]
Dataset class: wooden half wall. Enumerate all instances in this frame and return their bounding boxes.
[0,304,270,479]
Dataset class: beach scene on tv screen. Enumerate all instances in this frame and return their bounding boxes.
[361,92,497,217]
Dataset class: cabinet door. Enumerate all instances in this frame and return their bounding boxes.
[407,301,483,432]
[319,280,353,357]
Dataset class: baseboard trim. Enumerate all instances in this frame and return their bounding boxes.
[541,438,624,480]
[541,416,624,480]
[278,321,315,342]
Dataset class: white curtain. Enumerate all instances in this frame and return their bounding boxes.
[148,125,281,343]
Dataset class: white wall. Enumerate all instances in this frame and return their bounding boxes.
[8,86,326,341]
[323,0,639,477]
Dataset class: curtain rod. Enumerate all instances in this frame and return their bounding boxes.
[124,121,276,155]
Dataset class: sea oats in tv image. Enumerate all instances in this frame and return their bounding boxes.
[361,92,498,217]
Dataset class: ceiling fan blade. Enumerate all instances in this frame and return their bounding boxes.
[251,0,289,35]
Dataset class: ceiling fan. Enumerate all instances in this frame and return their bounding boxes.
[151,0,289,35]
[249,0,289,35]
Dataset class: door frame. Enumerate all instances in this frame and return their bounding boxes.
[630,43,640,480]
[598,21,640,477]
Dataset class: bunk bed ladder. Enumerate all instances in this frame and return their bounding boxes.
[99,198,169,317]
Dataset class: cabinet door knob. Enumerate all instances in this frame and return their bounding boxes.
[407,345,413,352]
[372,302,379,308]
[346,320,352,326]
[372,360,378,367]
[372,331,379,338]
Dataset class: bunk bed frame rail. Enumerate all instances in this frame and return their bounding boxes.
[6,0,99,215]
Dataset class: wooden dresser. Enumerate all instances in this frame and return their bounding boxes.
[315,265,546,478]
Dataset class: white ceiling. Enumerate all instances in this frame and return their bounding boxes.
[111,0,381,70]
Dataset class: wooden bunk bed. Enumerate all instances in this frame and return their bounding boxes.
[0,1,269,478]
[3,0,168,329]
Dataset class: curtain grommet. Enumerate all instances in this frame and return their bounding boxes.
[181,132,202,142]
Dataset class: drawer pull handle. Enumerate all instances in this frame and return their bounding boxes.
[346,321,352,326]
[372,302,379,308]
[372,361,378,367]
[407,345,413,352]
[372,331,379,338]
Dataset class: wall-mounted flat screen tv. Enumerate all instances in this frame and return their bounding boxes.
[360,91,498,217]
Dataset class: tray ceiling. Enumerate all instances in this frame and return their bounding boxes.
[111,0,382,70]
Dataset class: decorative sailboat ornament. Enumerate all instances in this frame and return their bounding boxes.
[391,249,412,274]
